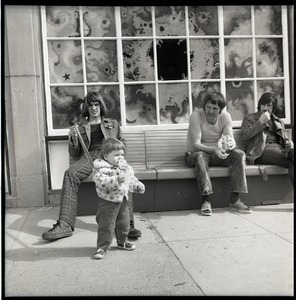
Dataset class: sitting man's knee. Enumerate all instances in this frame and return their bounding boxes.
[232,149,246,160]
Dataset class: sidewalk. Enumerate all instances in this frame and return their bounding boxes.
[4,203,294,296]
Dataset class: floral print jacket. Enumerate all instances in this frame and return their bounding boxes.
[92,158,145,203]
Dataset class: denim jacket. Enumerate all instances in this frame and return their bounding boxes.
[68,117,126,159]
[241,111,288,164]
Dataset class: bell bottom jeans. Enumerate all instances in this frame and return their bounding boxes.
[185,149,248,196]
[95,197,130,250]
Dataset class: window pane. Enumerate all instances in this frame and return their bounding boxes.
[159,83,189,124]
[255,6,282,35]
[46,6,81,37]
[82,6,116,37]
[155,6,186,36]
[51,86,85,129]
[122,40,154,82]
[223,6,251,35]
[257,80,285,118]
[256,38,283,77]
[188,6,218,36]
[224,38,253,78]
[85,40,118,82]
[190,39,220,79]
[87,85,121,123]
[191,82,221,110]
[157,39,187,80]
[226,81,254,120]
[121,6,152,36]
[48,40,83,83]
[125,84,157,126]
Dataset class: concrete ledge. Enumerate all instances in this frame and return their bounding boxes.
[155,165,288,180]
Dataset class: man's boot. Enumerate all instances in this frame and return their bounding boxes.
[128,220,141,238]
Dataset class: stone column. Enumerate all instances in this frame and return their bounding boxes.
[5,5,48,207]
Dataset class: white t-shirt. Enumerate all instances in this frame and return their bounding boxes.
[186,109,232,152]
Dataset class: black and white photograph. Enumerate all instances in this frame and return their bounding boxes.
[2,1,294,297]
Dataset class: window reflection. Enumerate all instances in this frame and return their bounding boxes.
[255,6,282,35]
[125,85,157,126]
[82,6,115,37]
[122,40,154,81]
[190,39,220,79]
[51,86,85,129]
[48,40,83,84]
[188,6,218,36]
[226,81,254,120]
[223,6,251,35]
[85,40,118,82]
[46,6,81,37]
[121,6,152,36]
[224,38,253,78]
[159,83,189,124]
[256,38,283,77]
[155,6,186,36]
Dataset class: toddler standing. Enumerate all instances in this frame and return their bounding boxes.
[92,138,145,259]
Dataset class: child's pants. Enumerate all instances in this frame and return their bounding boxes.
[96,196,130,250]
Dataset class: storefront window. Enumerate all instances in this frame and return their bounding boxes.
[41,5,291,135]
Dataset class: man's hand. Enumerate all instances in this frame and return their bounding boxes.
[259,111,271,125]
[226,136,236,150]
[69,126,78,143]
[285,140,294,150]
[215,147,229,159]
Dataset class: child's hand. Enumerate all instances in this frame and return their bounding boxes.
[134,183,145,194]
[117,175,126,184]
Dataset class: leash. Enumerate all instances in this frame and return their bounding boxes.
[74,124,94,168]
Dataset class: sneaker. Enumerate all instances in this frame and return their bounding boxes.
[201,201,212,216]
[127,227,142,238]
[94,249,105,259]
[42,221,73,240]
[230,199,252,214]
[117,241,136,251]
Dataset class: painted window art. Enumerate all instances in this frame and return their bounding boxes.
[42,5,291,134]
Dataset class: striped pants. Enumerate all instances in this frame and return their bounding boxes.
[59,150,135,229]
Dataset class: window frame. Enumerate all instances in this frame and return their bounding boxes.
[41,5,291,136]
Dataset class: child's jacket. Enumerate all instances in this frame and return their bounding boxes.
[92,158,143,203]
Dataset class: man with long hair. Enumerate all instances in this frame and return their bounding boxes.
[241,92,294,186]
[42,90,142,240]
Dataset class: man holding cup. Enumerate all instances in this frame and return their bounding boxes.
[185,92,252,216]
[241,92,294,187]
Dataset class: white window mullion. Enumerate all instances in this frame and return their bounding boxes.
[79,6,88,96]
[218,6,226,98]
[115,7,126,128]
[152,6,160,126]
[281,5,291,124]
[41,6,57,135]
[251,6,258,110]
[185,6,192,116]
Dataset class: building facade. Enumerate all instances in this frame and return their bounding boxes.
[4,5,294,208]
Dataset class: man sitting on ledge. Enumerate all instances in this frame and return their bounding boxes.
[241,92,294,187]
[185,92,252,216]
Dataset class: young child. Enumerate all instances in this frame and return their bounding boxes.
[92,138,145,259]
